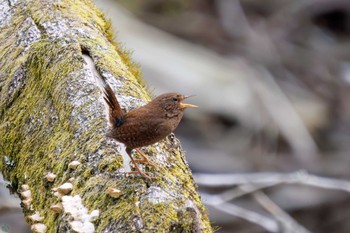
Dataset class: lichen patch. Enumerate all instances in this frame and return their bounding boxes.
[17,17,41,48]
[0,0,12,28]
[142,186,174,205]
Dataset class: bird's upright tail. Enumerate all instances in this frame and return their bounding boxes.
[82,53,124,127]
[103,83,124,127]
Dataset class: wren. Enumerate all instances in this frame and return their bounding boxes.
[103,83,197,179]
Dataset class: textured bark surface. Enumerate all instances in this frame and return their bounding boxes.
[0,0,212,232]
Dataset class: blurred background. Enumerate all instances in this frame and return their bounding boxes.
[94,0,350,232]
[2,0,350,232]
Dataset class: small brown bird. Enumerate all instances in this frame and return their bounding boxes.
[103,83,197,178]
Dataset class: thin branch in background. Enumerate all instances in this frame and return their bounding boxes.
[205,183,278,205]
[253,190,311,233]
[197,171,350,232]
[195,170,350,193]
[202,193,280,232]
[201,184,309,232]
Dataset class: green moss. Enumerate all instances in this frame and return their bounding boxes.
[0,0,211,232]
[141,201,178,231]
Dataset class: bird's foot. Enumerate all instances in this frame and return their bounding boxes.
[134,158,159,168]
[127,170,154,179]
[134,148,159,168]
[126,148,157,179]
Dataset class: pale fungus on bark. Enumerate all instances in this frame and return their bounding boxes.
[70,221,85,232]
[53,191,64,199]
[90,210,100,222]
[21,184,30,191]
[57,182,73,195]
[62,195,99,233]
[22,198,32,209]
[28,211,44,222]
[50,204,63,213]
[68,161,81,169]
[45,172,56,182]
[31,223,47,233]
[21,190,32,199]
[106,187,122,198]
[20,186,33,209]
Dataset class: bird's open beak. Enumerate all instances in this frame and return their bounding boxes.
[180,95,198,108]
[179,103,198,108]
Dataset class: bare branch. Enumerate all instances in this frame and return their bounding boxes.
[202,193,279,232]
[195,170,350,193]
[253,191,311,233]
[206,183,278,204]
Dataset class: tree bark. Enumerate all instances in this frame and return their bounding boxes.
[0,0,212,232]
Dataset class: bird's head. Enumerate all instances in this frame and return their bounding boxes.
[152,93,198,117]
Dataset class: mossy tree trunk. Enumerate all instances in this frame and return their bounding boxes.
[0,0,212,232]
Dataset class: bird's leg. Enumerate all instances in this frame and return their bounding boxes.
[134,148,158,168]
[126,148,152,179]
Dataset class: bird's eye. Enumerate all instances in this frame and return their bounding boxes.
[172,97,178,102]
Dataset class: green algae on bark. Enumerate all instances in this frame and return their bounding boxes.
[0,0,212,232]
